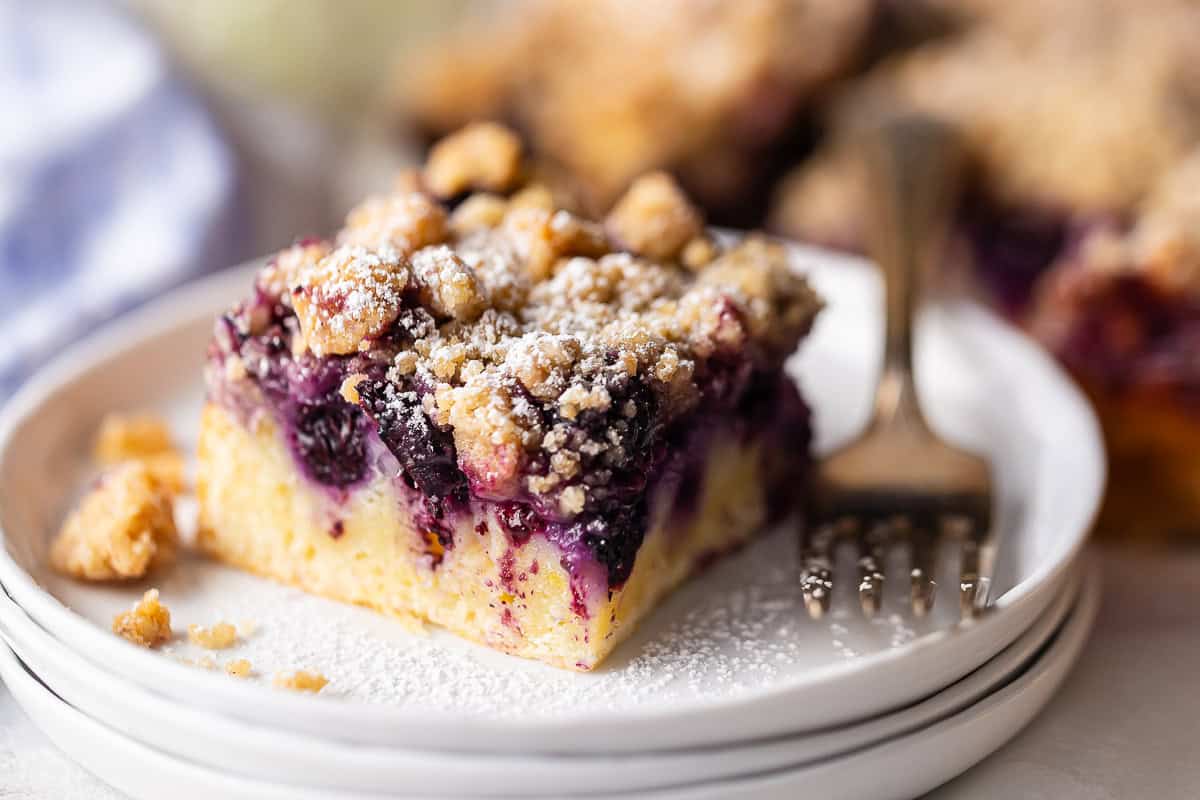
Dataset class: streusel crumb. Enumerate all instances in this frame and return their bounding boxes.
[225,659,252,678]
[424,121,523,198]
[93,413,186,493]
[290,245,410,356]
[228,123,821,520]
[51,462,178,581]
[273,670,329,693]
[605,172,703,261]
[339,192,448,254]
[112,589,172,647]
[187,622,238,650]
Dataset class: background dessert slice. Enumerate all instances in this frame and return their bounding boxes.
[198,128,820,669]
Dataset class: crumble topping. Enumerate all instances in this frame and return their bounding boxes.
[291,245,411,357]
[402,0,874,213]
[187,621,239,650]
[339,191,448,254]
[50,462,178,581]
[112,589,172,647]
[226,123,820,519]
[273,670,329,693]
[604,172,703,262]
[424,121,523,198]
[775,1,1200,241]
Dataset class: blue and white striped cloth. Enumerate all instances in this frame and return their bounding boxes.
[0,0,236,395]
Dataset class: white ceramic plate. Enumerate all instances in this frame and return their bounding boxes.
[0,567,1081,796]
[0,246,1104,753]
[0,563,1100,800]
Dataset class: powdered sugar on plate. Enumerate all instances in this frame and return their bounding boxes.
[45,522,958,720]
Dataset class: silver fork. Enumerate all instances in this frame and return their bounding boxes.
[800,115,995,621]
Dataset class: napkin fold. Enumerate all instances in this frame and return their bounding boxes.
[0,0,236,395]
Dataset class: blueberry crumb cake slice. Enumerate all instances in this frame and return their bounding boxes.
[198,124,820,670]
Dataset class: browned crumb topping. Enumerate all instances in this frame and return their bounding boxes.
[604,172,704,262]
[402,0,874,212]
[273,670,329,693]
[244,123,820,512]
[187,622,238,650]
[786,3,1200,223]
[424,121,523,198]
[225,659,252,678]
[50,462,178,581]
[92,413,186,493]
[112,589,172,648]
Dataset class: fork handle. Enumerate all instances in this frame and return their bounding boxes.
[865,115,963,429]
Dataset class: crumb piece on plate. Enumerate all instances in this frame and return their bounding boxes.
[237,619,258,637]
[273,670,329,693]
[51,462,178,581]
[187,622,238,650]
[94,413,173,461]
[424,121,523,198]
[93,413,187,493]
[112,589,172,647]
[225,659,253,678]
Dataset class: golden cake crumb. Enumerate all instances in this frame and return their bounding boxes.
[51,462,178,581]
[187,622,238,650]
[112,589,172,647]
[225,659,253,678]
[424,121,523,198]
[273,670,329,693]
[605,172,703,262]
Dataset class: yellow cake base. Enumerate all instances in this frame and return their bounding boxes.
[1087,385,1200,542]
[196,404,777,670]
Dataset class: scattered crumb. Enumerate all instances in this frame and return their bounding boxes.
[273,670,329,693]
[238,619,258,637]
[112,589,172,648]
[51,462,178,581]
[225,659,253,678]
[93,413,172,462]
[187,622,238,650]
[93,413,186,493]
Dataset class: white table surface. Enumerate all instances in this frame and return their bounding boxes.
[1,544,1196,799]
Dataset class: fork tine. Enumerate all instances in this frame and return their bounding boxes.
[800,522,837,620]
[857,521,889,618]
[908,523,938,617]
[957,526,982,618]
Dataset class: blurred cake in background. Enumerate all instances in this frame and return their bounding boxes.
[398,0,876,225]
[770,0,1200,537]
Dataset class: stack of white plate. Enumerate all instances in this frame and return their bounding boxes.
[0,247,1104,799]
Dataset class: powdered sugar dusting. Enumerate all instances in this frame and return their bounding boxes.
[47,527,958,719]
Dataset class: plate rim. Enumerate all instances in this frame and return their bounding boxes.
[0,565,1082,795]
[0,561,1102,800]
[0,246,1106,751]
